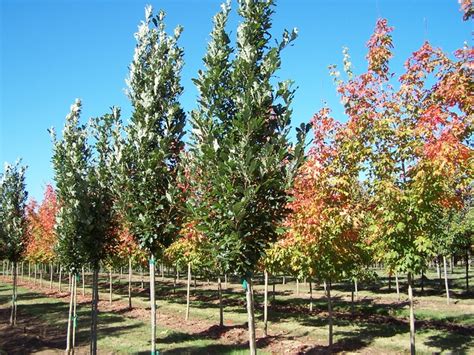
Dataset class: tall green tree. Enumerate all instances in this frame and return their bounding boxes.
[51,99,92,353]
[114,5,185,353]
[0,161,28,326]
[187,1,307,353]
[87,107,122,354]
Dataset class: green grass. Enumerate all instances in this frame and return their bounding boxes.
[1,265,473,354]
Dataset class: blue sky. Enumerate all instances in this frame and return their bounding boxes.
[0,0,471,202]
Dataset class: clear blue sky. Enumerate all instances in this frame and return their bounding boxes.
[0,0,471,202]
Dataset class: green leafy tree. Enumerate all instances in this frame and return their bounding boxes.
[51,100,91,353]
[187,1,307,352]
[0,161,28,326]
[114,6,185,353]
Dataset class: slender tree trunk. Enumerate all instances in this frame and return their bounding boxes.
[161,263,164,281]
[68,272,71,292]
[245,277,257,355]
[185,263,191,321]
[66,271,74,353]
[109,268,113,304]
[282,276,286,285]
[34,263,37,285]
[264,270,269,336]
[408,272,416,355]
[9,262,17,326]
[224,274,228,289]
[466,250,469,292]
[21,261,24,280]
[218,275,224,327]
[40,263,43,287]
[272,278,275,301]
[28,261,31,279]
[140,266,144,289]
[395,272,400,301]
[150,255,157,354]
[421,269,424,293]
[50,263,53,289]
[296,278,299,296]
[59,267,62,292]
[443,255,450,304]
[309,280,313,312]
[351,289,355,317]
[72,275,77,351]
[82,266,85,296]
[436,256,442,288]
[90,265,99,355]
[327,279,333,351]
[354,278,358,299]
[128,258,133,309]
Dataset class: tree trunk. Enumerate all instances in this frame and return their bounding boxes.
[161,263,164,281]
[109,268,113,304]
[149,255,157,354]
[34,263,37,285]
[351,289,355,317]
[40,263,43,287]
[66,271,74,353]
[421,269,424,293]
[90,266,99,355]
[128,258,133,309]
[264,270,269,336]
[272,278,275,301]
[28,261,31,279]
[82,266,85,296]
[395,272,400,301]
[9,262,17,326]
[218,275,224,327]
[59,267,62,292]
[140,266,144,289]
[327,279,333,351]
[466,250,469,292]
[443,255,450,304]
[408,272,416,355]
[282,276,286,285]
[296,278,299,296]
[50,263,54,289]
[185,263,191,321]
[436,256,442,288]
[245,277,257,355]
[224,274,228,289]
[354,278,358,299]
[72,275,78,351]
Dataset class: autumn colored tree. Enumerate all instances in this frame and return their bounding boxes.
[24,185,58,288]
[187,1,307,352]
[282,104,370,349]
[327,18,473,354]
[0,161,28,326]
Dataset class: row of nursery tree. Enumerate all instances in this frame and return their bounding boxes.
[1,1,472,354]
